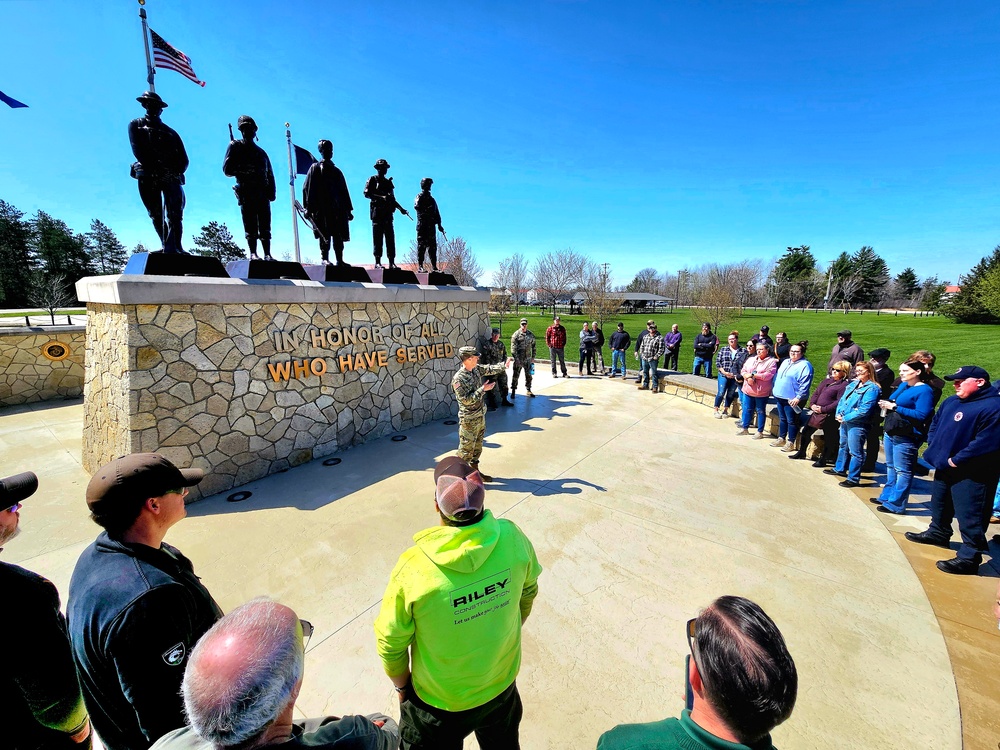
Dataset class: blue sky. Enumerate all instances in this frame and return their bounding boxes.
[2,1,998,286]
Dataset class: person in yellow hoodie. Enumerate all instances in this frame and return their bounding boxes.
[375,456,542,750]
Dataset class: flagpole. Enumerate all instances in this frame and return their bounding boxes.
[285,123,301,263]
[138,0,155,91]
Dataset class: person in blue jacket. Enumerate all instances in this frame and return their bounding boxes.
[905,366,1000,575]
[873,360,936,514]
[825,361,880,487]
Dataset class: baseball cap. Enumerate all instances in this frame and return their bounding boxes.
[837,329,851,337]
[760,325,770,332]
[869,348,891,362]
[434,457,485,521]
[458,346,478,359]
[0,471,38,507]
[86,453,204,514]
[490,327,500,335]
[520,318,528,325]
[944,365,991,382]
[553,315,560,320]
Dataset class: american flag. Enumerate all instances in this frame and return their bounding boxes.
[150,29,205,87]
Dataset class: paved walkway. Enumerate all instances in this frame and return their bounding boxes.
[2,371,992,748]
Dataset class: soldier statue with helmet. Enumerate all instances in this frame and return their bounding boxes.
[223,115,276,260]
[363,158,410,268]
[414,177,444,272]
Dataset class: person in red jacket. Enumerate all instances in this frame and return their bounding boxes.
[545,315,568,377]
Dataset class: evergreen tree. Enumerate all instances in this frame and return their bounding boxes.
[828,251,854,306]
[133,242,150,254]
[30,210,93,303]
[849,246,890,308]
[771,246,818,306]
[0,199,35,307]
[893,268,920,303]
[87,219,128,274]
[192,221,244,263]
[944,245,1000,323]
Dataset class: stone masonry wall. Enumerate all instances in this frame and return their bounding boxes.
[83,297,489,498]
[0,327,86,406]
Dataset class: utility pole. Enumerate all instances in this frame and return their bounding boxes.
[823,264,834,309]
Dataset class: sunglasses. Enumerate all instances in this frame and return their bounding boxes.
[300,619,314,650]
[686,618,705,685]
[2,501,22,514]
[163,487,190,498]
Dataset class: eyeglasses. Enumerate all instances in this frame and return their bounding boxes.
[2,501,22,514]
[164,487,190,498]
[300,619,314,650]
[686,618,704,682]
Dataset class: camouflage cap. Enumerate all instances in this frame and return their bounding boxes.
[458,346,479,359]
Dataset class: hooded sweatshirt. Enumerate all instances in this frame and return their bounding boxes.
[374,510,542,711]
[924,385,1000,479]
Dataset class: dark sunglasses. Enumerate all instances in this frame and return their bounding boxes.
[2,501,22,514]
[300,619,314,649]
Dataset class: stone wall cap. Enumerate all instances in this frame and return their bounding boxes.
[0,325,87,335]
[76,274,490,305]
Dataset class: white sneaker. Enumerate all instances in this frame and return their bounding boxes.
[713,412,724,419]
[770,438,786,448]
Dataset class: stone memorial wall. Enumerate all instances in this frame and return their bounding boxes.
[0,326,86,406]
[77,276,490,498]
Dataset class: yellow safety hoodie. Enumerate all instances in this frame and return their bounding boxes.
[375,510,542,711]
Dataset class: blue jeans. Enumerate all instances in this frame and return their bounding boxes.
[693,355,713,378]
[611,349,626,376]
[926,467,1000,561]
[993,483,1000,518]
[742,395,768,432]
[641,358,660,389]
[834,422,867,483]
[878,434,919,512]
[714,374,738,409]
[774,398,801,441]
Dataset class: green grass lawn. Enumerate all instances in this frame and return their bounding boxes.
[0,309,85,318]
[492,308,1000,379]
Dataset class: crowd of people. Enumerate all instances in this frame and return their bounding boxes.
[3,451,801,750]
[6,314,1000,750]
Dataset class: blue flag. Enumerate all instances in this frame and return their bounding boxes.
[293,144,316,176]
[0,90,28,108]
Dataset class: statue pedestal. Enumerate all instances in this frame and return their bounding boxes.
[75,274,489,499]
[226,259,310,280]
[366,267,419,285]
[123,252,229,278]
[303,264,373,283]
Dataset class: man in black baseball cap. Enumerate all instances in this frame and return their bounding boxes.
[67,454,223,750]
[905,366,1000,575]
[3,471,93,748]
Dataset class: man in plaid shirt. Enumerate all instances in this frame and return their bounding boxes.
[638,324,666,392]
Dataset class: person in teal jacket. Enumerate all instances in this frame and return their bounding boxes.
[827,361,881,486]
[375,457,542,749]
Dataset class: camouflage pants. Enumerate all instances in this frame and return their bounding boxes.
[511,360,532,392]
[486,371,509,408]
[458,412,486,465]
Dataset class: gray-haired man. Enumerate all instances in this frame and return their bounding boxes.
[152,598,398,749]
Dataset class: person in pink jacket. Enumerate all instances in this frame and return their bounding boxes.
[737,342,779,439]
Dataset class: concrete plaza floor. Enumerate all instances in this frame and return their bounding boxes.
[3,370,997,748]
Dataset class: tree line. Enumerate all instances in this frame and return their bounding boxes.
[490,243,1000,328]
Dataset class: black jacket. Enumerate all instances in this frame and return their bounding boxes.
[67,533,222,750]
[3,560,89,750]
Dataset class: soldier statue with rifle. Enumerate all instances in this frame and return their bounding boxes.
[223,115,276,260]
[363,158,410,268]
[301,140,353,266]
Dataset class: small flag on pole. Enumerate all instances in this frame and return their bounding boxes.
[293,144,316,176]
[150,29,205,87]
[0,90,28,108]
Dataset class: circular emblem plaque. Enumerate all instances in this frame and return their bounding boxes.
[41,340,71,362]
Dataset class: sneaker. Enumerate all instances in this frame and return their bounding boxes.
[736,428,749,436]
[770,438,786,448]
[637,384,649,390]
[526,390,535,397]
[780,445,796,453]
[751,432,765,440]
[713,412,724,419]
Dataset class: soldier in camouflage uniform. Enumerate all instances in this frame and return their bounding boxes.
[479,328,511,410]
[452,346,510,481]
[510,318,537,399]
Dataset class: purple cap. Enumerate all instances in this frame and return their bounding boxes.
[434,457,485,521]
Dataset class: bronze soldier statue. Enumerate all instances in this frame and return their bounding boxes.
[414,177,444,272]
[302,141,353,265]
[223,115,276,260]
[128,91,188,254]
[363,159,409,268]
